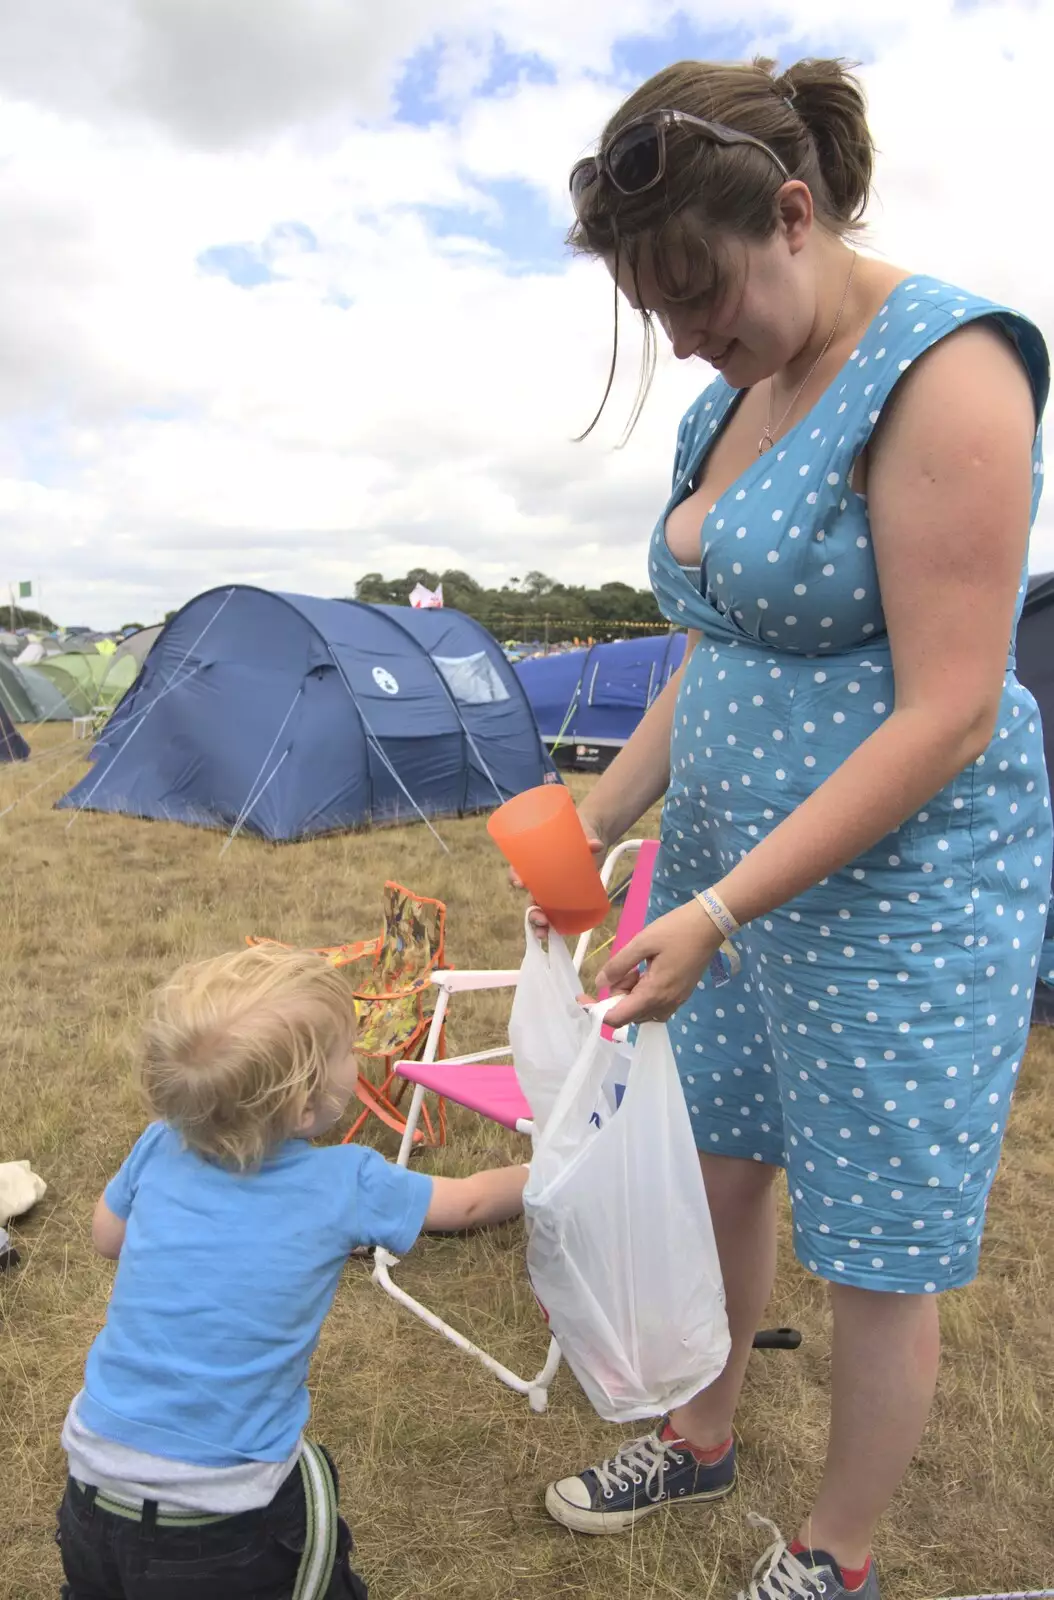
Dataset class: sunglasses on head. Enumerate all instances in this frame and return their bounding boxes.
[570,109,790,219]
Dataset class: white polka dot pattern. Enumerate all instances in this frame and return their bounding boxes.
[647,275,1051,1295]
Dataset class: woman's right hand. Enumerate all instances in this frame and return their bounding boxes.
[508,809,608,929]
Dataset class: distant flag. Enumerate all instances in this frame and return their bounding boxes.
[409,582,444,609]
[18,581,31,598]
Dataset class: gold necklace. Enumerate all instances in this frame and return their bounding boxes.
[757,251,857,456]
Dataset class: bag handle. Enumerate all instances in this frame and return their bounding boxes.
[523,908,583,996]
[529,997,627,1166]
[582,996,631,1043]
[609,1012,681,1121]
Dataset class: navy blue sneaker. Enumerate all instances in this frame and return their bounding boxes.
[735,1517,880,1599]
[544,1421,736,1534]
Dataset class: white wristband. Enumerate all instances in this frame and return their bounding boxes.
[694,887,740,939]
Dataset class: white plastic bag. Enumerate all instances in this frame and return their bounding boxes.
[522,998,731,1424]
[508,914,599,1139]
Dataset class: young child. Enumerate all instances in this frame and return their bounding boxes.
[57,943,528,1599]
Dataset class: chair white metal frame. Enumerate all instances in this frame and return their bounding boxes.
[370,840,647,1413]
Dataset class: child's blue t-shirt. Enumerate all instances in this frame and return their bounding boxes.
[78,1123,433,1467]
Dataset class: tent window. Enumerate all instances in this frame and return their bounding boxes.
[433,652,509,705]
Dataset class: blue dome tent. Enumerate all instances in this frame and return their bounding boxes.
[0,699,29,762]
[515,647,591,745]
[516,632,687,770]
[56,587,554,840]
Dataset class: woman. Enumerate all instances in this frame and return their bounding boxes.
[538,55,1049,1600]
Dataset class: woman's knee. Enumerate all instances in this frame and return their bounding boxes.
[700,1151,780,1214]
[827,1278,942,1320]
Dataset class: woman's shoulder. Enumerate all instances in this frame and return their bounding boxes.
[881,271,1033,322]
[674,376,737,464]
[864,273,1049,423]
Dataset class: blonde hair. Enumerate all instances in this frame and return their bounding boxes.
[137,944,358,1172]
[571,56,875,439]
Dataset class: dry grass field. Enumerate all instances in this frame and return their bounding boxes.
[1,724,1052,1600]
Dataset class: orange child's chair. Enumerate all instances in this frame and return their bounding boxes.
[246,881,449,1147]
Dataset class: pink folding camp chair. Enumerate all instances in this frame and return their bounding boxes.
[372,838,800,1411]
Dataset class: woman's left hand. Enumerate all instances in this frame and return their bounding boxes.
[596,901,724,1029]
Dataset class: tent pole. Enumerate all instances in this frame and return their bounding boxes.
[217,686,303,855]
[220,748,291,855]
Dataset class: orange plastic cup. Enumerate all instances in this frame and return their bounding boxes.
[488,785,610,936]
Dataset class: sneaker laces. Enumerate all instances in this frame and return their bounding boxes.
[591,1430,685,1504]
[738,1516,831,1600]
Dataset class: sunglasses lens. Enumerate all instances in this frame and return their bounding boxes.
[607,123,662,193]
[570,158,599,215]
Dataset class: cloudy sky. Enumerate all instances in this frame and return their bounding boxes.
[0,0,1049,629]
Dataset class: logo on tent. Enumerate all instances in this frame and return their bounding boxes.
[372,667,400,695]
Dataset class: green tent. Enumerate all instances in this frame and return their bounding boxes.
[33,651,138,715]
[0,654,80,721]
[17,664,75,720]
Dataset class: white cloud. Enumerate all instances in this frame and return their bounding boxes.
[0,0,1051,628]
[0,0,959,147]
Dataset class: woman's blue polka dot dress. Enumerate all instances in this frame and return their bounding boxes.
[648,275,1051,1294]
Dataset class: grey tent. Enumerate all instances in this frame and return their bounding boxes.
[112,624,162,668]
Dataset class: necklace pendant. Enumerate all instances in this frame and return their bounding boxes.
[758,433,773,455]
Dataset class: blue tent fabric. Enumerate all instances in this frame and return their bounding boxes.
[1016,573,1054,999]
[1,701,29,761]
[516,633,688,751]
[373,605,549,806]
[57,587,554,840]
[515,648,590,744]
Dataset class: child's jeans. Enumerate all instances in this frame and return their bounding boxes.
[56,1442,367,1599]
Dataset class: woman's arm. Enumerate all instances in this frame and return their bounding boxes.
[579,629,701,843]
[598,322,1037,1025]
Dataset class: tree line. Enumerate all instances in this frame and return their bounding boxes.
[11,576,666,646]
[352,569,669,643]
[3,605,56,632]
